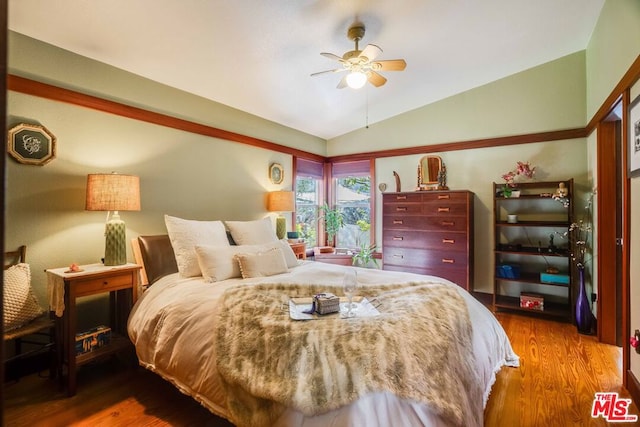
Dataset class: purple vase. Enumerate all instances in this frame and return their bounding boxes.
[575,266,593,334]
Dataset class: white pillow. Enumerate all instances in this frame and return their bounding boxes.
[165,215,230,277]
[276,239,299,268]
[196,240,298,282]
[235,247,289,279]
[3,263,45,331]
[195,245,246,282]
[225,218,278,245]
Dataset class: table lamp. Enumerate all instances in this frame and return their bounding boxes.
[86,173,141,265]
[267,190,294,239]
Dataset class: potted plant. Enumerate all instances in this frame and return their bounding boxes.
[318,203,344,246]
[501,161,536,197]
[352,243,379,268]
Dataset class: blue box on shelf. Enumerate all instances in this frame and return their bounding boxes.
[496,264,521,279]
[540,273,570,285]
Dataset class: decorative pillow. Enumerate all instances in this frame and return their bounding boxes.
[196,240,298,282]
[195,245,246,282]
[164,215,230,277]
[235,247,289,279]
[3,263,45,331]
[225,218,278,245]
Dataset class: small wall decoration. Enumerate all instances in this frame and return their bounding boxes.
[629,94,640,177]
[269,163,284,184]
[7,123,57,166]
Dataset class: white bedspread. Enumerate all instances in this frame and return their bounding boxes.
[128,261,519,427]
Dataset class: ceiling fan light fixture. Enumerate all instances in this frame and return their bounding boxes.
[346,71,367,89]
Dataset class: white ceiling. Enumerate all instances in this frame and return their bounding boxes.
[8,0,604,140]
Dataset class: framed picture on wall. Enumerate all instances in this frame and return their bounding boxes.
[269,163,284,184]
[629,94,640,177]
[7,123,57,166]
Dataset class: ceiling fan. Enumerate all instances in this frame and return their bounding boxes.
[311,24,407,89]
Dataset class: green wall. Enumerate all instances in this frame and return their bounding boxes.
[6,33,321,323]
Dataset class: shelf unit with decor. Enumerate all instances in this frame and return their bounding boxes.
[493,179,574,321]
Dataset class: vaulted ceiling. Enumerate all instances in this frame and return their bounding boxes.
[9,0,605,140]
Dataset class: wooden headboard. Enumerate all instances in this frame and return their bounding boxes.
[131,235,178,286]
[131,232,237,286]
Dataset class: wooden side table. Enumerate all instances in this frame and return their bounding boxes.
[46,263,141,396]
[289,242,307,260]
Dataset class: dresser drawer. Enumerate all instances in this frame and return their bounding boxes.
[383,230,467,251]
[383,247,468,269]
[421,201,469,217]
[382,215,468,232]
[383,264,469,290]
[383,193,423,203]
[382,202,424,215]
[72,273,134,297]
[421,192,469,203]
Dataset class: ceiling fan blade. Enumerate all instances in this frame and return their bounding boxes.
[374,59,407,71]
[359,44,382,62]
[367,71,387,87]
[310,68,346,77]
[320,52,345,62]
[337,75,349,89]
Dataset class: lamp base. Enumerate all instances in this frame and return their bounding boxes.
[276,216,287,240]
[104,213,127,266]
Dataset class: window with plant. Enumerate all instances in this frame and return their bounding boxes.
[332,160,372,249]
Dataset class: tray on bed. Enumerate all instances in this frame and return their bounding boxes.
[289,296,380,320]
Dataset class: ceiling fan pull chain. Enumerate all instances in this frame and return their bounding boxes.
[366,86,369,129]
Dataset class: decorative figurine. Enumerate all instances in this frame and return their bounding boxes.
[437,163,449,190]
[393,171,401,192]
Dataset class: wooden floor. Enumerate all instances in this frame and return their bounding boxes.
[3,312,639,427]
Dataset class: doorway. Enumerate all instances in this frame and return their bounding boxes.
[596,102,624,347]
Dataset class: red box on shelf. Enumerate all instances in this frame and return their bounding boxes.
[520,292,544,311]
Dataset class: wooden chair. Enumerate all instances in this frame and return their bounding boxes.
[3,246,56,380]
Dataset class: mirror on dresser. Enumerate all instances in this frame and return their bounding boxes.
[418,155,447,190]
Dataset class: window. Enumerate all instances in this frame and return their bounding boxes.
[295,159,324,248]
[333,161,372,249]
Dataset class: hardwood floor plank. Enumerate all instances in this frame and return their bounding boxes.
[4,313,638,426]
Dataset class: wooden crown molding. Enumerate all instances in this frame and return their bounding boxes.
[7,74,325,163]
[8,74,589,164]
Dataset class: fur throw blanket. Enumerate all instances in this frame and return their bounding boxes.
[215,281,482,427]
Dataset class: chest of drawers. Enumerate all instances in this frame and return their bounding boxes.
[382,191,474,290]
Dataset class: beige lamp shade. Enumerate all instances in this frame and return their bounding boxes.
[86,173,141,212]
[267,191,294,240]
[267,191,294,212]
[86,173,141,266]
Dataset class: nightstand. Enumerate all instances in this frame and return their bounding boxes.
[46,263,141,396]
[289,242,307,260]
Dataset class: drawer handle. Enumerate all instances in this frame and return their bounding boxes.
[103,281,109,285]
[442,238,455,244]
[396,207,408,212]
[441,221,455,226]
[393,220,404,225]
[437,207,450,213]
[437,194,450,200]
[442,258,455,264]
[393,254,404,259]
[392,236,404,241]
[396,195,407,200]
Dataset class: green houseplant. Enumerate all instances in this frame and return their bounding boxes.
[352,243,379,268]
[318,203,344,246]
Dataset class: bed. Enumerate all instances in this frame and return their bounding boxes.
[128,220,518,427]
